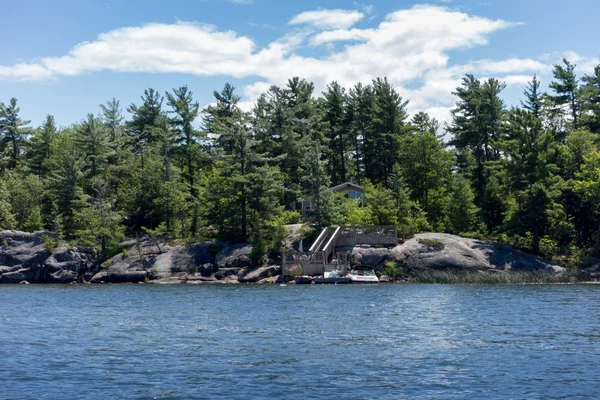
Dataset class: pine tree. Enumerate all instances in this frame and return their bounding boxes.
[445,174,479,234]
[322,81,349,185]
[370,77,409,184]
[364,182,397,226]
[27,114,57,177]
[50,138,87,238]
[75,179,125,259]
[167,86,201,233]
[575,150,600,255]
[579,62,600,133]
[0,98,30,170]
[75,114,110,179]
[126,88,164,169]
[101,98,124,146]
[521,75,542,119]
[503,109,563,254]
[549,58,579,130]
[347,82,374,183]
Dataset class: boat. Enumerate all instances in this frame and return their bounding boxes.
[294,276,314,284]
[313,270,351,284]
[348,266,379,284]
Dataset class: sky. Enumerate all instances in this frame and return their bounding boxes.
[1,0,599,128]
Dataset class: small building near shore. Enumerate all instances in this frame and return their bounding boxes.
[299,180,365,219]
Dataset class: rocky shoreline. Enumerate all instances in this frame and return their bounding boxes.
[1,230,598,284]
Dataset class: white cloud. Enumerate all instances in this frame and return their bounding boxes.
[1,4,596,125]
[289,9,365,30]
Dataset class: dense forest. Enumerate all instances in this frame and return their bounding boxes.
[1,58,599,265]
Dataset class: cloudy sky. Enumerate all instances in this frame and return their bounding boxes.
[1,0,598,127]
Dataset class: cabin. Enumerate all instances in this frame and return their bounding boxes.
[299,180,364,219]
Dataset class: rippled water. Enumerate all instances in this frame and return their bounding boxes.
[1,284,599,399]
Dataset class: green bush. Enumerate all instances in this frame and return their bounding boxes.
[417,238,445,250]
[41,234,60,252]
[275,211,301,225]
[122,248,130,258]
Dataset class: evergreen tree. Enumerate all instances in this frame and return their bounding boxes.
[370,77,409,184]
[322,81,349,184]
[75,180,125,259]
[347,82,374,183]
[574,150,600,255]
[4,171,44,232]
[167,86,201,233]
[101,98,124,147]
[400,113,451,225]
[521,75,542,119]
[548,58,579,130]
[126,88,164,169]
[0,178,16,230]
[27,114,57,177]
[50,137,87,238]
[75,114,110,179]
[0,98,30,170]
[579,62,600,133]
[364,182,397,225]
[445,174,479,234]
[503,109,564,254]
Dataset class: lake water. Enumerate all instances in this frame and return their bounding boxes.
[1,284,599,399]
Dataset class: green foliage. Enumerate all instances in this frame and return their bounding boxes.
[0,178,16,230]
[275,211,301,225]
[1,60,599,267]
[41,234,60,252]
[445,174,479,234]
[417,238,445,250]
[364,182,397,225]
[383,261,401,280]
[4,170,44,232]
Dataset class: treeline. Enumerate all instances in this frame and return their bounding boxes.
[0,58,599,263]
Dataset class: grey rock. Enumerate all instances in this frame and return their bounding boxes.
[239,265,281,283]
[216,243,253,269]
[215,267,240,280]
[350,247,392,271]
[0,230,52,269]
[393,233,564,273]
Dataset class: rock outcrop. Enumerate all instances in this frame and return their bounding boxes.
[0,231,95,284]
[90,240,257,284]
[344,233,565,273]
[0,230,573,284]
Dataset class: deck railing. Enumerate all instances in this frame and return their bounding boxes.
[337,225,398,246]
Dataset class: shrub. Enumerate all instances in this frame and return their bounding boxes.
[417,238,445,250]
[122,248,130,258]
[275,211,301,225]
[2,239,7,248]
[287,264,304,277]
[383,261,400,281]
[41,234,60,252]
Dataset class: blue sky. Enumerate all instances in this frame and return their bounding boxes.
[1,0,599,128]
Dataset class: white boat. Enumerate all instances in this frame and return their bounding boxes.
[348,266,379,284]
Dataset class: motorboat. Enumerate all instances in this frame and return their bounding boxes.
[348,266,379,284]
[313,270,351,284]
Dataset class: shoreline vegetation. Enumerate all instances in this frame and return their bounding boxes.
[1,58,600,280]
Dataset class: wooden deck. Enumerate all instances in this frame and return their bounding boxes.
[282,225,399,277]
